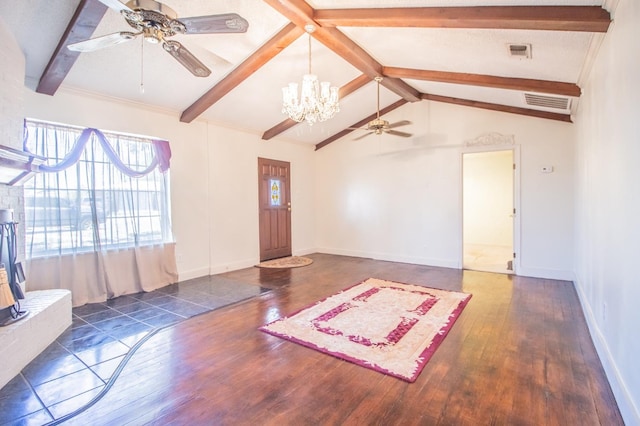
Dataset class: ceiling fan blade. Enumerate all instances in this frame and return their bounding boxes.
[387,120,412,129]
[354,131,374,141]
[179,13,249,34]
[96,0,132,13]
[385,130,413,138]
[67,31,138,52]
[162,40,211,77]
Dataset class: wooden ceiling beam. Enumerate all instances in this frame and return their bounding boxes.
[180,23,304,123]
[36,0,109,95]
[262,0,421,102]
[315,6,611,32]
[384,66,581,97]
[421,93,572,123]
[262,74,371,140]
[315,99,408,151]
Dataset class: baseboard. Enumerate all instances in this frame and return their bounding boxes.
[209,258,257,275]
[293,247,317,257]
[176,267,210,282]
[516,265,574,281]
[316,247,460,269]
[180,250,318,280]
[573,279,639,425]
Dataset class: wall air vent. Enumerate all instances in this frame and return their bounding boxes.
[508,43,532,59]
[524,93,571,110]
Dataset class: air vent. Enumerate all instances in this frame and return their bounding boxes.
[508,43,532,59]
[524,93,571,110]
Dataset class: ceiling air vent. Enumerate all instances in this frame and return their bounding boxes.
[524,93,571,110]
[508,43,532,59]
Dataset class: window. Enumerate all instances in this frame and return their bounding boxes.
[23,120,173,258]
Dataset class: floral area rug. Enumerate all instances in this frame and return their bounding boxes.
[255,256,313,269]
[259,278,471,382]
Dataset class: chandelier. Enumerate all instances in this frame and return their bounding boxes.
[282,25,339,125]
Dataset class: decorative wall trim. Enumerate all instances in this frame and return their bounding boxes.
[464,132,515,147]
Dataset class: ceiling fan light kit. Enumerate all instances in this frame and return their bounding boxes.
[282,25,339,126]
[66,0,249,78]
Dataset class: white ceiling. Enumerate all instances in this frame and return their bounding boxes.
[0,0,608,146]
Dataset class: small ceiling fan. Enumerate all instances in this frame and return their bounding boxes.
[351,77,412,140]
[66,0,249,77]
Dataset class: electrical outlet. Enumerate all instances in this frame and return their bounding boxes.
[541,165,554,173]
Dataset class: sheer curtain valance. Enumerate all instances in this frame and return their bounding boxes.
[25,124,171,175]
[23,120,178,306]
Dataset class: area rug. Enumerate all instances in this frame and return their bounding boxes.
[256,256,313,269]
[259,278,471,382]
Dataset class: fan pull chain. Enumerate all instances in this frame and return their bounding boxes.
[140,36,145,94]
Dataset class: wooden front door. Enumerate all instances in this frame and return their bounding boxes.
[258,158,291,261]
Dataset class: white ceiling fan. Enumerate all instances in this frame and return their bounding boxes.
[351,77,412,140]
[66,0,249,77]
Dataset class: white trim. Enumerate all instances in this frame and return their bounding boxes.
[209,258,258,275]
[516,266,573,281]
[174,266,209,282]
[574,277,640,425]
[317,247,460,269]
[460,142,521,276]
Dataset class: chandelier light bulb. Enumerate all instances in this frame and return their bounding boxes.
[282,26,339,125]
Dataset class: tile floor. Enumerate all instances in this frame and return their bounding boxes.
[0,275,270,425]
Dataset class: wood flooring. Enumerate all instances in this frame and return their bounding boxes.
[63,254,622,425]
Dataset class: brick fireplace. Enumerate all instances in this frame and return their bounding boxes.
[0,18,71,389]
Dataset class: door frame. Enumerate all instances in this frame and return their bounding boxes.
[461,144,521,274]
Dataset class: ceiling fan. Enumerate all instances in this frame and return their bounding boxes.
[351,77,412,140]
[66,0,249,77]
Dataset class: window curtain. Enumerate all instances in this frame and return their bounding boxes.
[23,120,178,306]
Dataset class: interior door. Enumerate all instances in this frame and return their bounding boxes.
[258,157,292,261]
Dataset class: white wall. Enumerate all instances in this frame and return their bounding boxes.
[463,150,513,247]
[207,122,316,274]
[24,89,316,282]
[315,100,574,280]
[573,0,640,423]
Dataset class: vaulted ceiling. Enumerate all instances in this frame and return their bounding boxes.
[0,0,611,150]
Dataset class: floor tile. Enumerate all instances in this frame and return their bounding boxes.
[60,331,117,353]
[154,299,211,317]
[111,300,153,314]
[105,295,141,308]
[91,315,144,333]
[140,294,178,307]
[81,308,124,324]
[48,386,104,421]
[72,303,110,318]
[142,311,185,328]
[56,323,103,346]
[74,340,130,367]
[130,290,167,301]
[91,355,125,382]
[125,306,169,321]
[0,375,44,421]
[33,368,103,407]
[22,352,87,386]
[11,409,53,426]
[105,321,152,348]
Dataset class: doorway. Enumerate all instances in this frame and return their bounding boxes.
[462,150,515,274]
[258,157,292,262]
